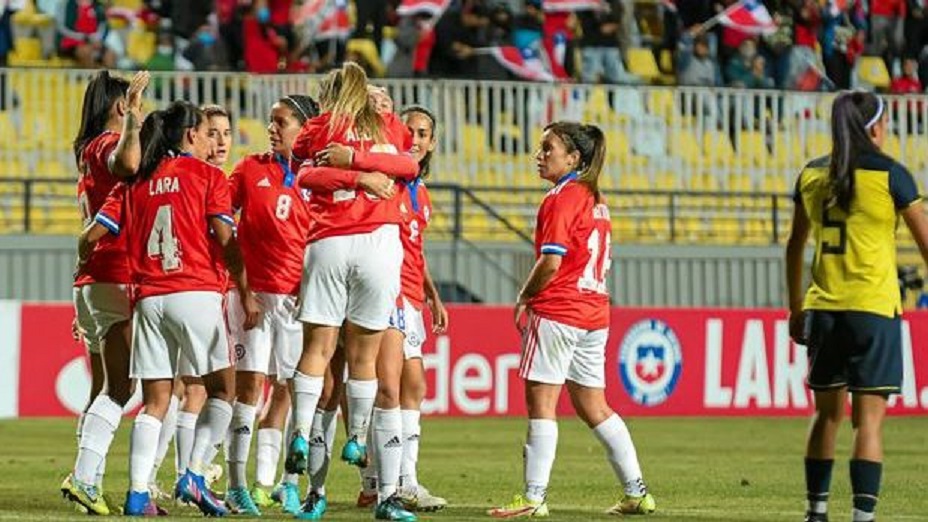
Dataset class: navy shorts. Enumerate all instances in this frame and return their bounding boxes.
[804,310,902,394]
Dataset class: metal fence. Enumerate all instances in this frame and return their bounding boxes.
[3,69,928,191]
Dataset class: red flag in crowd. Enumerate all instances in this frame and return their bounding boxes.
[542,0,606,12]
[481,46,556,82]
[396,0,452,17]
[716,0,776,35]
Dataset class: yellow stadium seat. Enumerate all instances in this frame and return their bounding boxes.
[857,56,890,89]
[805,132,830,157]
[112,0,143,7]
[605,130,647,167]
[627,48,660,81]
[620,173,649,190]
[0,159,27,179]
[460,125,489,157]
[237,118,268,149]
[646,90,676,120]
[773,133,801,168]
[659,49,673,73]
[883,134,902,160]
[347,38,385,78]
[8,37,42,65]
[127,29,156,65]
[584,87,617,123]
[736,131,768,166]
[669,130,705,167]
[702,132,735,165]
[12,1,53,27]
[35,160,72,179]
[761,174,788,194]
[655,171,680,190]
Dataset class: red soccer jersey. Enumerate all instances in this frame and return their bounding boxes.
[74,131,130,286]
[398,178,432,309]
[529,176,611,330]
[230,153,313,295]
[293,111,418,242]
[123,156,235,299]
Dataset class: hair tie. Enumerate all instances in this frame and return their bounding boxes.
[865,97,884,129]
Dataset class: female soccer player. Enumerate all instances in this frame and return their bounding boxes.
[786,91,928,522]
[286,61,419,521]
[62,69,149,516]
[79,101,260,516]
[216,94,319,515]
[489,122,655,518]
[168,104,236,493]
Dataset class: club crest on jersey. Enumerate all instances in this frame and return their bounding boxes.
[235,343,246,361]
[617,319,682,407]
[301,188,311,200]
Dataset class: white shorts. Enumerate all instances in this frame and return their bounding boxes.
[388,297,427,359]
[228,289,302,379]
[131,291,232,380]
[519,313,607,388]
[74,283,131,354]
[298,224,403,331]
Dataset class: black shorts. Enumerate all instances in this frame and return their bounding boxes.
[804,310,902,394]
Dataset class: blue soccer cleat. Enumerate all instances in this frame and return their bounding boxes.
[175,469,228,517]
[285,431,310,474]
[297,491,328,520]
[225,486,261,516]
[272,481,302,515]
[123,490,167,516]
[375,494,417,521]
[341,436,368,468]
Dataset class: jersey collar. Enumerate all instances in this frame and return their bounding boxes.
[275,153,295,188]
[556,171,578,187]
[404,176,423,212]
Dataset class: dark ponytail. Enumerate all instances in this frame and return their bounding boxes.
[280,94,320,125]
[828,91,884,212]
[400,104,438,178]
[137,101,204,180]
[543,121,606,202]
[73,71,130,167]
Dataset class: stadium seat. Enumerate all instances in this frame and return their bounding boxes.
[460,125,489,157]
[237,118,269,149]
[605,130,647,167]
[646,89,676,121]
[347,38,385,78]
[35,161,72,179]
[804,132,831,157]
[127,29,156,65]
[702,132,735,165]
[857,56,890,90]
[626,48,660,82]
[8,37,43,66]
[883,134,902,160]
[736,131,768,167]
[11,1,53,27]
[0,159,26,179]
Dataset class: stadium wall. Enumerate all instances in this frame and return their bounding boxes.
[0,236,789,306]
[2,301,928,419]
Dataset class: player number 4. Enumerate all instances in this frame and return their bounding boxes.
[147,205,182,272]
[579,228,610,294]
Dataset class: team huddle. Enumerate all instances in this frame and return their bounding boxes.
[59,62,655,520]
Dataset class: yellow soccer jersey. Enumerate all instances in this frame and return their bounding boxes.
[794,153,921,318]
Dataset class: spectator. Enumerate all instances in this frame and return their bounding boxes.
[428,4,490,78]
[904,0,928,64]
[386,12,432,77]
[725,38,771,88]
[183,24,230,71]
[145,30,176,72]
[677,31,721,87]
[55,0,116,68]
[511,0,544,51]
[785,0,822,90]
[577,0,639,84]
[353,0,388,52]
[0,1,22,67]
[821,0,865,90]
[891,56,924,92]
[870,0,906,76]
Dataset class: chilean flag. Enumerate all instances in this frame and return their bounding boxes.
[396,0,452,17]
[716,0,776,35]
[543,0,606,12]
[294,0,352,42]
[483,46,555,82]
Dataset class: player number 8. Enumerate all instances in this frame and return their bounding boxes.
[275,194,293,221]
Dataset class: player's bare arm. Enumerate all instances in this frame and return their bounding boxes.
[785,196,810,344]
[514,254,563,331]
[423,259,448,334]
[109,71,150,177]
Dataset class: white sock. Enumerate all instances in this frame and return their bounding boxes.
[293,371,324,434]
[202,438,221,467]
[400,409,421,489]
[592,414,645,495]
[280,411,300,485]
[255,428,283,487]
[189,399,233,476]
[129,413,162,493]
[524,419,558,503]
[374,407,403,501]
[309,409,338,495]
[346,379,377,445]
[95,456,106,489]
[175,411,198,477]
[73,394,123,484]
[228,402,257,489]
[150,395,179,485]
[361,416,378,494]
[853,508,876,522]
[76,412,85,445]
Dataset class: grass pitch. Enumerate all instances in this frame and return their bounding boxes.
[1,417,928,521]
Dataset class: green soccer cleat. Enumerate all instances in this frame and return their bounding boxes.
[251,484,276,508]
[606,493,656,515]
[61,473,111,516]
[487,494,549,518]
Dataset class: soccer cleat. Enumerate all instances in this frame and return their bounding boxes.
[375,494,418,521]
[804,512,829,522]
[297,491,328,520]
[606,493,656,515]
[341,436,369,468]
[61,473,111,516]
[286,431,310,474]
[148,481,171,502]
[250,484,276,508]
[398,484,447,512]
[272,482,302,515]
[357,490,378,508]
[175,469,228,517]
[488,494,549,518]
[225,486,261,515]
[123,490,167,516]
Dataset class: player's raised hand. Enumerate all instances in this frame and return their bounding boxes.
[358,172,396,199]
[315,143,353,168]
[125,70,150,119]
[430,297,449,334]
[241,289,263,331]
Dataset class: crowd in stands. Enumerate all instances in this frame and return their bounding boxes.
[1,0,928,92]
